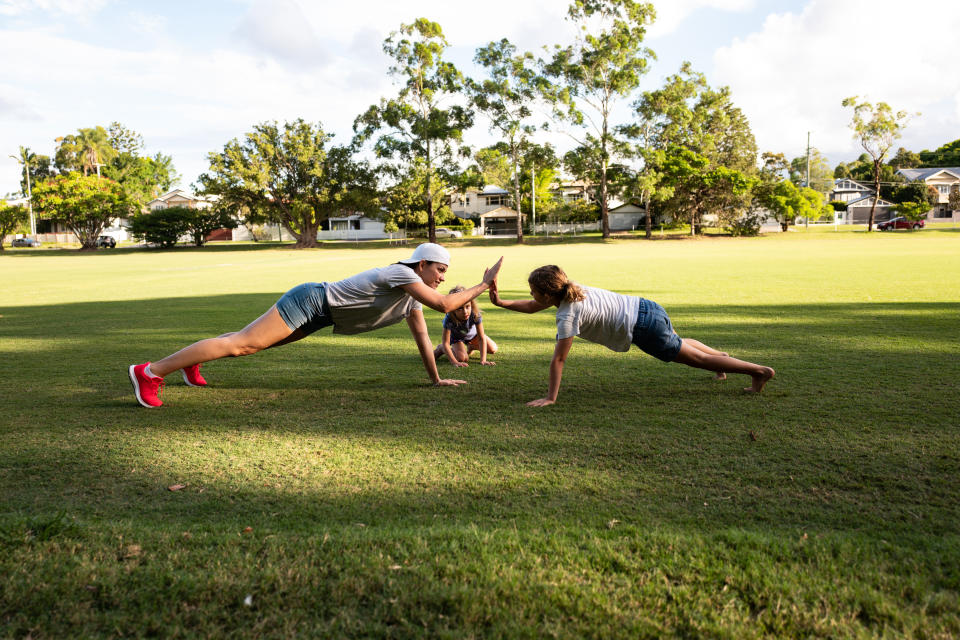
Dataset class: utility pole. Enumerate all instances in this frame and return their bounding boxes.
[531,163,536,235]
[805,131,811,230]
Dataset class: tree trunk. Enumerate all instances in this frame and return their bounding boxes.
[426,146,436,244]
[644,194,651,239]
[513,146,523,244]
[867,162,881,232]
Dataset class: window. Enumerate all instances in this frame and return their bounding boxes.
[485,195,505,206]
[938,185,951,195]
[465,196,471,206]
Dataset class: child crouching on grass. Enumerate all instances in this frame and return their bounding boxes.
[488,265,774,406]
[433,285,498,367]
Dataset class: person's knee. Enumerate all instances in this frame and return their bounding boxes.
[222,335,264,357]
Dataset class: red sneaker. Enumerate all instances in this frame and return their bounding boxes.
[181,364,207,387]
[129,362,164,408]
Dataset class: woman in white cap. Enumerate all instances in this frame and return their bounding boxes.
[128,243,503,408]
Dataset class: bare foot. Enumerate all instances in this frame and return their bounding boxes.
[714,372,727,381]
[745,367,775,393]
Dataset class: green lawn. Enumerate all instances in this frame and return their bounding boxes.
[2,231,959,638]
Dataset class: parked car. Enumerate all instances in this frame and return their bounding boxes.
[434,227,463,238]
[96,235,117,248]
[11,237,41,248]
[877,217,924,231]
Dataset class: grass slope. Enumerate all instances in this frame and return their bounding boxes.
[2,231,959,638]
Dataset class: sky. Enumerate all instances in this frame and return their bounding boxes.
[2,0,959,195]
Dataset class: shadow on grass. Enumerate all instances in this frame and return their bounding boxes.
[1,294,959,551]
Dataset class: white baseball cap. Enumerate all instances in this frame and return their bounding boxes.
[399,242,450,266]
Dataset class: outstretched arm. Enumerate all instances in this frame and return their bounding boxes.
[406,309,466,386]
[488,280,550,314]
[402,257,503,313]
[527,336,574,407]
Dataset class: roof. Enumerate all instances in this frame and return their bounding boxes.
[479,185,508,195]
[478,206,524,218]
[897,167,960,182]
[833,178,871,190]
[846,194,894,207]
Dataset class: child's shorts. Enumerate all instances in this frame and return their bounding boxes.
[631,298,682,362]
[275,282,334,336]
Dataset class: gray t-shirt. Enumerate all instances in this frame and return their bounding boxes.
[324,263,423,335]
[555,285,640,352]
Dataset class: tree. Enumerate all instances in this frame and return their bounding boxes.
[31,173,134,249]
[198,119,378,249]
[888,147,921,169]
[471,146,512,190]
[789,148,832,194]
[470,38,542,242]
[516,142,561,226]
[381,160,456,234]
[128,206,193,248]
[102,122,178,206]
[185,206,238,247]
[354,18,472,244]
[633,63,757,234]
[842,96,913,230]
[542,0,655,238]
[918,138,960,167]
[950,185,960,213]
[9,146,37,236]
[895,200,932,222]
[55,126,117,176]
[0,201,28,250]
[656,145,752,233]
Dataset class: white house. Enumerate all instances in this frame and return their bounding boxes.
[147,189,211,211]
[450,185,511,219]
[896,167,960,223]
[317,213,399,241]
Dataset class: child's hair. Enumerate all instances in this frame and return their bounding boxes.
[448,285,480,318]
[528,265,586,304]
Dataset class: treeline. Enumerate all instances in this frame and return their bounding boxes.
[11,0,918,249]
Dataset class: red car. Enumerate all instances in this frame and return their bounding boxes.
[877,217,924,230]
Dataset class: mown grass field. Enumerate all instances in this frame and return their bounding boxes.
[2,230,959,638]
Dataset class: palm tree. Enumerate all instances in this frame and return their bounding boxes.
[9,146,36,236]
[56,126,116,177]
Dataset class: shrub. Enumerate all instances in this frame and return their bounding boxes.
[128,206,192,248]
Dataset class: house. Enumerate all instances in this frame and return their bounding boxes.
[843,194,896,225]
[550,180,594,204]
[450,185,511,219]
[317,214,397,241]
[147,189,211,211]
[896,167,960,223]
[478,206,526,236]
[829,178,873,203]
[607,202,646,231]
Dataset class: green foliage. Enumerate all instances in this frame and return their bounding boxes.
[842,96,913,230]
[54,126,117,176]
[725,209,766,236]
[470,38,543,242]
[634,63,757,234]
[753,177,828,231]
[888,146,922,169]
[128,206,193,248]
[185,206,238,247]
[354,18,472,242]
[950,186,960,212]
[543,0,655,237]
[31,173,134,249]
[0,201,29,249]
[881,180,938,206]
[471,146,512,189]
[381,160,456,232]
[830,200,848,212]
[917,138,960,167]
[789,148,833,194]
[895,200,931,221]
[199,119,377,249]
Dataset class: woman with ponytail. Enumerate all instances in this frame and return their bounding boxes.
[489,265,774,406]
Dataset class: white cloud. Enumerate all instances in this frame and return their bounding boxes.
[714,0,960,162]
[0,0,111,16]
[648,0,756,37]
[234,0,329,67]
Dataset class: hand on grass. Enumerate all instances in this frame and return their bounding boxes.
[453,361,468,368]
[434,378,467,387]
[526,397,554,407]
[480,360,496,366]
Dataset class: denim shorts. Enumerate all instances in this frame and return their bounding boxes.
[275,282,334,336]
[632,298,682,362]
